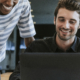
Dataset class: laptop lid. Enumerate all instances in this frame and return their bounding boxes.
[20,53,80,80]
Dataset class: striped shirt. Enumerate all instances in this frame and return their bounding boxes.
[0,0,36,62]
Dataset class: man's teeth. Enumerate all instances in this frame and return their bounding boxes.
[61,30,69,33]
[3,5,12,10]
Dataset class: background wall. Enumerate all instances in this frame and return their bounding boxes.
[30,0,59,24]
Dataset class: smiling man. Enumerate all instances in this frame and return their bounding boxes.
[54,7,80,51]
[9,0,80,80]
[0,0,36,62]
[23,0,80,52]
[0,0,18,15]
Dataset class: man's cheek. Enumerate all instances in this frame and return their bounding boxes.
[0,0,4,3]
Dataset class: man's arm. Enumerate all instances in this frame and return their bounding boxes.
[18,0,36,47]
[24,36,35,47]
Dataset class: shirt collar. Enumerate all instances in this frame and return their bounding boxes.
[52,33,77,52]
[71,36,77,52]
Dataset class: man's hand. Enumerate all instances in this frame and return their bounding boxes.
[24,37,35,47]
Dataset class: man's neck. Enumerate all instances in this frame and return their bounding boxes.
[56,35,75,51]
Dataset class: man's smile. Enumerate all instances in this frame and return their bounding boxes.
[60,28,71,33]
[3,5,12,11]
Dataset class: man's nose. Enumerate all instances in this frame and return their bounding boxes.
[6,0,13,6]
[64,21,70,29]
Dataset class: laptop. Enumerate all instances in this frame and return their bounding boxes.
[20,53,80,80]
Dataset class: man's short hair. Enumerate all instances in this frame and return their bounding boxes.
[54,0,80,18]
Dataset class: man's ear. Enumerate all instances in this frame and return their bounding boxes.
[54,17,56,25]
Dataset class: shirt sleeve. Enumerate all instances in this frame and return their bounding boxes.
[17,0,36,38]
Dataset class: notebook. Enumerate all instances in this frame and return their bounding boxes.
[20,53,80,80]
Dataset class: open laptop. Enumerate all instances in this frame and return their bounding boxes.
[20,53,80,80]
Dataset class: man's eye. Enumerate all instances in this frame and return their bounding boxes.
[69,21,76,24]
[59,19,65,22]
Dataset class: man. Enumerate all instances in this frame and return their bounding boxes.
[0,0,36,62]
[9,0,80,80]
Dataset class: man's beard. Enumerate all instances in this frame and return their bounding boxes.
[57,32,75,41]
[56,27,77,41]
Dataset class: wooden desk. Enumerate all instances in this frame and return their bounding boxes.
[1,72,12,80]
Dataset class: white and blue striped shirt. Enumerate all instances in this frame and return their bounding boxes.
[0,0,36,62]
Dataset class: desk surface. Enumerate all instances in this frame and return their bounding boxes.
[1,72,12,80]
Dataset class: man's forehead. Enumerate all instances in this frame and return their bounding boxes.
[57,8,79,20]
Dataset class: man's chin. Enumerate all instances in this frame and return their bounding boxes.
[60,38,69,41]
[0,11,10,15]
[58,35,71,41]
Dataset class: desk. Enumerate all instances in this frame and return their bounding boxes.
[1,72,12,80]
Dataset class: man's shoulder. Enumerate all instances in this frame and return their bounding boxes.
[29,39,47,47]
[19,0,28,3]
[32,37,53,45]
[21,0,29,5]
[17,0,28,7]
[27,37,54,51]
[75,36,80,52]
[76,36,80,44]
